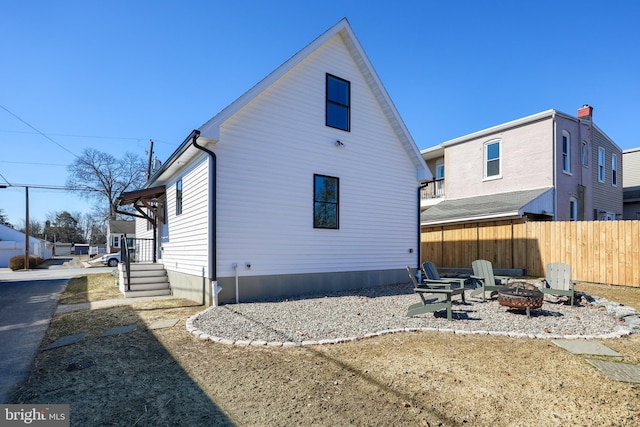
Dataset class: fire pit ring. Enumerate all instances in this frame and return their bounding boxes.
[498,282,543,319]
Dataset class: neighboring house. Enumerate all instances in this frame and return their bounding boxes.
[53,242,72,256]
[107,220,135,253]
[119,18,430,306]
[0,223,52,267]
[623,147,640,219]
[421,105,623,226]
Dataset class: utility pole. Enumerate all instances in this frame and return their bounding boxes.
[24,186,29,270]
[146,139,154,179]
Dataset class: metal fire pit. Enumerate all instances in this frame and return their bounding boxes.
[498,282,543,319]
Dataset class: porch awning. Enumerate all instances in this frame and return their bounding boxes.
[117,185,166,226]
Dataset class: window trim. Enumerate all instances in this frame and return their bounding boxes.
[176,178,183,215]
[483,139,501,180]
[612,154,618,187]
[435,158,445,180]
[598,147,606,183]
[313,174,339,229]
[325,74,350,132]
[562,130,571,174]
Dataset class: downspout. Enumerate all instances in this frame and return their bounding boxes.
[552,112,558,220]
[191,130,218,306]
[417,185,422,278]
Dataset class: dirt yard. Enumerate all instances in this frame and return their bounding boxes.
[10,275,640,426]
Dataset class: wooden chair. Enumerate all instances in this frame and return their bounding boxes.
[421,261,466,303]
[406,266,464,320]
[469,259,510,302]
[541,262,575,305]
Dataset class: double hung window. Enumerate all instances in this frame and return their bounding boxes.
[484,140,501,179]
[598,147,606,182]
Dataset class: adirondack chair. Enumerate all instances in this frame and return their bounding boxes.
[469,259,510,302]
[421,261,467,303]
[406,266,464,320]
[541,262,575,305]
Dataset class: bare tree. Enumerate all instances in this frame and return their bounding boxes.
[67,149,146,220]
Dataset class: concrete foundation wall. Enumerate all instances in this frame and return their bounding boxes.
[166,268,410,306]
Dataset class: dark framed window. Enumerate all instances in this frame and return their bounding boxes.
[314,174,339,229]
[326,74,350,131]
[176,178,183,215]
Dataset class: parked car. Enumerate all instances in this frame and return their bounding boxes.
[99,252,121,267]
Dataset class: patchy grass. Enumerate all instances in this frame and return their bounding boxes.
[10,275,640,426]
[576,281,640,311]
[58,273,122,305]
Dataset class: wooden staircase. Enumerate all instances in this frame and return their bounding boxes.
[118,263,171,298]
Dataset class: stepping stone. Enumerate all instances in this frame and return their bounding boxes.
[44,332,88,350]
[586,359,640,383]
[148,319,180,330]
[551,339,622,357]
[101,324,137,337]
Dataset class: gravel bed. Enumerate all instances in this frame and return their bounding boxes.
[190,283,631,346]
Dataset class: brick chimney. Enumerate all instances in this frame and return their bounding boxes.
[578,104,593,120]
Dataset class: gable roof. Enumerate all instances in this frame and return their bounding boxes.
[195,18,429,181]
[421,187,554,226]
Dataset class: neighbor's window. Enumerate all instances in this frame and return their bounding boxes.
[582,141,588,167]
[612,154,618,186]
[598,147,606,182]
[569,197,578,221]
[435,158,445,180]
[562,131,571,173]
[111,236,120,248]
[484,140,501,178]
[314,174,339,229]
[326,74,350,131]
[176,178,183,215]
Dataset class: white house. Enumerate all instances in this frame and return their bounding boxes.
[119,18,430,305]
[0,223,52,267]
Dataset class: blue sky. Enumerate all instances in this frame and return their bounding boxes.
[1,1,639,227]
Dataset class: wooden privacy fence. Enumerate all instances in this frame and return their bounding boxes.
[421,220,640,288]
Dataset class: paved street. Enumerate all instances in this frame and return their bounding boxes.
[0,260,114,403]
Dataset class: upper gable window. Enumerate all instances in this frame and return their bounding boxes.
[326,74,350,131]
[562,131,571,174]
[484,140,501,179]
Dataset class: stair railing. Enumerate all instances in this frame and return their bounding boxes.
[121,234,131,291]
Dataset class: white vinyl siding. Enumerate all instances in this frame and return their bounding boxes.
[209,33,419,278]
[161,156,209,277]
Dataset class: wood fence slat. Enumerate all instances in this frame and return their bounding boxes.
[421,220,640,287]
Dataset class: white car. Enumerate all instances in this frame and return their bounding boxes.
[99,252,121,267]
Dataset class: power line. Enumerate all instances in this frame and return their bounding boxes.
[0,160,67,167]
[0,105,78,157]
[0,129,177,145]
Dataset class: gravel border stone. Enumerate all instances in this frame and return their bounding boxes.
[188,283,637,346]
